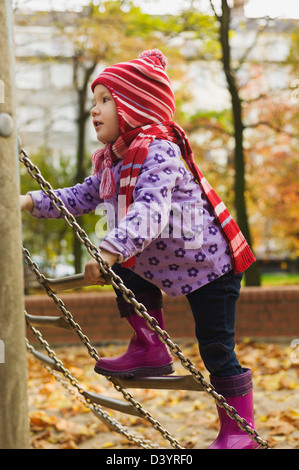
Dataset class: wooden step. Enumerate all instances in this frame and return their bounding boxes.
[28,349,145,417]
[26,312,70,330]
[115,375,204,392]
[45,272,110,292]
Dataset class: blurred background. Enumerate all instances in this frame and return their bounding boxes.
[15,0,299,287]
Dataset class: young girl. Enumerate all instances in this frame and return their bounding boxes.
[20,49,259,449]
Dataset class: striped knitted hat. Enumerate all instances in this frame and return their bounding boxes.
[91,49,175,134]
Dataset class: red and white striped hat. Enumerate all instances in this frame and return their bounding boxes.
[91,49,175,134]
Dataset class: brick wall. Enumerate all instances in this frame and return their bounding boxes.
[25,285,299,346]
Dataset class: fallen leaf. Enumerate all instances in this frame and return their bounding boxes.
[102,441,116,448]
[27,340,299,450]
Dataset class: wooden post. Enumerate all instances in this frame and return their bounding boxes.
[0,0,30,449]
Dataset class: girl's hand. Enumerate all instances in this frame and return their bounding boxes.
[20,194,34,212]
[84,250,118,286]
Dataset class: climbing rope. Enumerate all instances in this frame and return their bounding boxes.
[20,147,270,449]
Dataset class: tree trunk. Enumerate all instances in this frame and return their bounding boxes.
[73,62,97,273]
[0,0,30,448]
[73,88,87,273]
[218,0,261,285]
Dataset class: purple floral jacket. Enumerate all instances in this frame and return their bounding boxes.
[29,140,232,297]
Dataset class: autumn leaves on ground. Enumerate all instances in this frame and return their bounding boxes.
[27,340,299,450]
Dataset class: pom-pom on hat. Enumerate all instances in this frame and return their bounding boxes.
[91,49,175,134]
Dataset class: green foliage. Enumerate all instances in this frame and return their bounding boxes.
[17,1,225,273]
[19,0,299,274]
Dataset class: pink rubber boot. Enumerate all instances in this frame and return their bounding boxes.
[94,309,174,378]
[208,368,259,449]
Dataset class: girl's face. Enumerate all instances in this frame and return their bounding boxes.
[91,84,120,144]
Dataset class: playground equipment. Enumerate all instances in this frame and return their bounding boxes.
[20,148,269,449]
[0,0,30,449]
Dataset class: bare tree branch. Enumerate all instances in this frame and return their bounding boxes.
[208,0,220,20]
[245,120,298,138]
[242,93,268,104]
[234,18,272,73]
[187,122,234,136]
[242,87,291,104]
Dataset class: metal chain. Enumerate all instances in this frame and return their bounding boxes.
[23,245,183,449]
[25,335,161,449]
[23,246,99,361]
[20,147,269,449]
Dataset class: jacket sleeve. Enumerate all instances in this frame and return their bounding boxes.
[100,140,185,263]
[28,175,102,219]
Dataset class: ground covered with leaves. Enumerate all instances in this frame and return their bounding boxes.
[27,339,299,450]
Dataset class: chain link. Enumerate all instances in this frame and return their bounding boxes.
[25,336,161,449]
[23,245,183,449]
[23,246,99,361]
[20,148,269,449]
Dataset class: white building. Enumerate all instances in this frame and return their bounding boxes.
[14,10,297,158]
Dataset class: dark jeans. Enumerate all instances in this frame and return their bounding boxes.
[112,264,243,377]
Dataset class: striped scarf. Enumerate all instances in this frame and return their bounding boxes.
[92,121,256,273]
[91,49,255,273]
